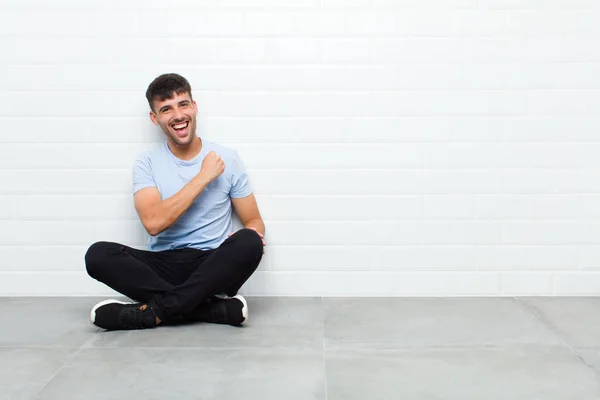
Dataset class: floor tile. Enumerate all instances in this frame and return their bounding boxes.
[0,298,102,347]
[85,297,323,350]
[323,297,560,349]
[326,347,600,400]
[573,348,600,375]
[520,297,600,347]
[36,348,325,400]
[0,348,76,400]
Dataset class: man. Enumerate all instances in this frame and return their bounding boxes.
[85,73,265,331]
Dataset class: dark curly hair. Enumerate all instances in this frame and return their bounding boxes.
[145,73,193,112]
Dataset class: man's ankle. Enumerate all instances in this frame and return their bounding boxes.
[139,304,162,325]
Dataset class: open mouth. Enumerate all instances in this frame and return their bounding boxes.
[171,121,189,135]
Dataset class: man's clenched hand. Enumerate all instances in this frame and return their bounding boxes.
[198,151,225,183]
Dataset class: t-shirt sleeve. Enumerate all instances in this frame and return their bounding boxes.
[229,150,252,198]
[132,153,156,195]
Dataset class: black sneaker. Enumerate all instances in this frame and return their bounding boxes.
[90,299,157,331]
[198,295,248,326]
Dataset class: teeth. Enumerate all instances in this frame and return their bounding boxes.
[173,122,187,129]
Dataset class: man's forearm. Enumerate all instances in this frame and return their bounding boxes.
[244,218,265,236]
[151,174,210,235]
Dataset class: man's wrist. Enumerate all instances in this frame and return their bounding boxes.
[191,173,210,190]
[244,222,264,236]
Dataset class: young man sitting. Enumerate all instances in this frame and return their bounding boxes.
[85,73,265,331]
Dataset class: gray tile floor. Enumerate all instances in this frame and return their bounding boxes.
[2,297,600,399]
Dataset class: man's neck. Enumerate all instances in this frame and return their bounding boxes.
[168,136,202,161]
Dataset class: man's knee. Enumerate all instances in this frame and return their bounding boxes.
[232,228,263,259]
[84,241,119,279]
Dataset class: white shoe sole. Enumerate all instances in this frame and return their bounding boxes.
[89,299,132,325]
[232,294,248,324]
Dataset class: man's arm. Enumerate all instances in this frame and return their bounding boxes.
[231,194,266,239]
[134,151,224,236]
[134,176,208,236]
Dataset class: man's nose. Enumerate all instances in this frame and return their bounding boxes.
[173,107,185,120]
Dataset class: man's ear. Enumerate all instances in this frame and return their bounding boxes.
[193,100,198,115]
[149,111,159,126]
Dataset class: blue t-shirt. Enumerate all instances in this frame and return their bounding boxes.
[132,139,252,251]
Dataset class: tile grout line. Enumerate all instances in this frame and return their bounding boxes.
[513,296,600,375]
[33,334,97,396]
[513,296,574,348]
[321,296,328,400]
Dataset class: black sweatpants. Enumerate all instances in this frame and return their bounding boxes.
[85,228,263,323]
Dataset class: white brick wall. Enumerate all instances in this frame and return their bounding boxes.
[1,0,599,296]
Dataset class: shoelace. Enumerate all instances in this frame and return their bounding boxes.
[120,307,150,329]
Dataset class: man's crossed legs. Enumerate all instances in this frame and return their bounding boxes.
[84,229,263,331]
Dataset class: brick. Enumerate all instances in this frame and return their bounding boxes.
[346,12,399,35]
[216,39,267,62]
[555,272,600,295]
[501,272,554,295]
[293,12,346,35]
[235,143,424,168]
[265,221,502,246]
[256,195,423,220]
[375,0,475,9]
[0,221,147,246]
[199,117,346,143]
[0,170,131,194]
[1,195,136,220]
[268,245,475,271]
[0,11,136,37]
[322,0,373,8]
[138,12,244,37]
[265,38,320,62]
[322,39,372,62]
[243,12,295,36]
[374,37,600,62]
[0,118,153,143]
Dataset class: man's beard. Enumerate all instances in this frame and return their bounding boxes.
[163,120,196,146]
